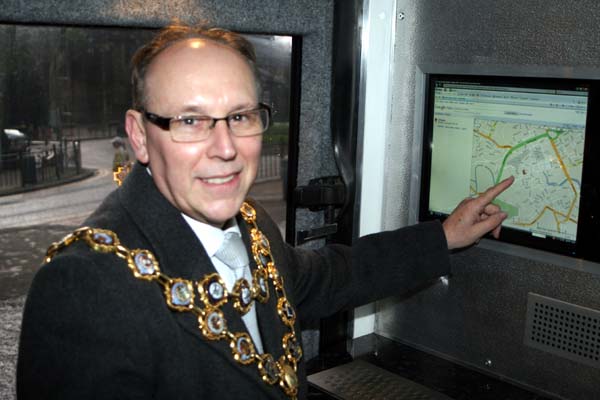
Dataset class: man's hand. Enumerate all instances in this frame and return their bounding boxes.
[442,176,515,250]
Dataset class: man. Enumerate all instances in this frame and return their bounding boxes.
[17,23,513,399]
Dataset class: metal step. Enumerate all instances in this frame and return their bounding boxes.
[308,360,454,400]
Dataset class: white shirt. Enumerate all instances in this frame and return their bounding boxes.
[182,213,264,353]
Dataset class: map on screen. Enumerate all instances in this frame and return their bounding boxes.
[427,80,588,244]
[472,119,584,242]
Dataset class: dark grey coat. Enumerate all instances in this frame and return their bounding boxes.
[17,163,450,399]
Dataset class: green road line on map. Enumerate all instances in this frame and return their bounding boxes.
[547,128,564,140]
[495,132,550,184]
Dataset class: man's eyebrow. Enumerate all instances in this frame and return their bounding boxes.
[227,103,259,112]
[177,105,207,115]
[176,103,258,116]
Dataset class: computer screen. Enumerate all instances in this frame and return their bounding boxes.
[419,74,600,261]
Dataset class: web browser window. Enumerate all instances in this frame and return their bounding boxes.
[428,80,588,244]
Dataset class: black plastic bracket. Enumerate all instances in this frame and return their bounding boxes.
[294,176,346,245]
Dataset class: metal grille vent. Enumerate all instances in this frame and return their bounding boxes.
[308,360,453,400]
[524,292,600,369]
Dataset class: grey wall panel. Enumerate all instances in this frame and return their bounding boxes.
[377,247,600,398]
[378,1,600,398]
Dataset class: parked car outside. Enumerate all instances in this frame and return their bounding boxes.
[1,129,30,170]
[1,129,29,154]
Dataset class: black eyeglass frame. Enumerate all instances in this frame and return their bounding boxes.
[141,103,272,134]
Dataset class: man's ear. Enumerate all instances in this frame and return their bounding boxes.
[125,110,149,164]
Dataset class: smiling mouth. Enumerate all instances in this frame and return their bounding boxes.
[202,174,237,185]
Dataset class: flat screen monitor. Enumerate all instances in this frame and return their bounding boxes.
[419,74,600,262]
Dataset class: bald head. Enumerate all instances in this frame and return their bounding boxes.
[130,22,259,111]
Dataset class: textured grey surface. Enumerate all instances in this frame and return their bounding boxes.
[0,296,24,400]
[377,1,600,399]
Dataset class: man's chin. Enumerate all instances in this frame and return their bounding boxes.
[199,200,245,226]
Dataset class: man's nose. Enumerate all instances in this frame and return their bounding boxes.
[206,119,237,160]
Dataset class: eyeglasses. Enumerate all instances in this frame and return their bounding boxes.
[142,103,271,143]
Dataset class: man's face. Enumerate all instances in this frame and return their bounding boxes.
[126,39,262,227]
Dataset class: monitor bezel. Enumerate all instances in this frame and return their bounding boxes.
[418,72,600,263]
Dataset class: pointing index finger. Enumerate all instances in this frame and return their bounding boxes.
[478,176,515,205]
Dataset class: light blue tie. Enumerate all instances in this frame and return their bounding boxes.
[215,232,249,280]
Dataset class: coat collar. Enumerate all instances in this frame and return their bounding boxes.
[119,163,206,279]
